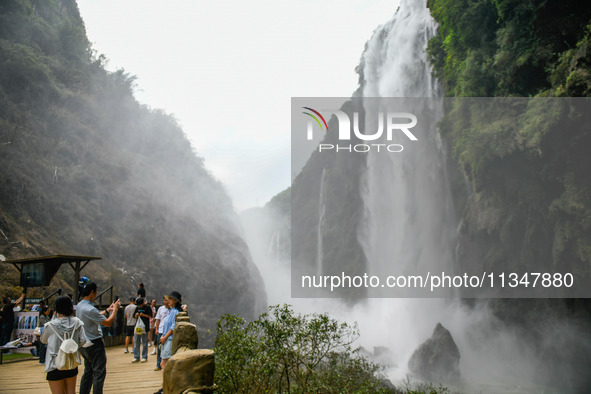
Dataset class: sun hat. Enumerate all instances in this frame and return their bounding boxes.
[168,291,182,304]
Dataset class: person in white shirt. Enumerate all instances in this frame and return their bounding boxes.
[41,295,87,394]
[153,296,169,371]
[123,298,136,353]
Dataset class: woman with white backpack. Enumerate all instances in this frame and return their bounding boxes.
[40,295,88,394]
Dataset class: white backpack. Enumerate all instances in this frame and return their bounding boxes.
[49,321,81,370]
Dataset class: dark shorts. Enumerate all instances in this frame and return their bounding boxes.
[46,367,78,381]
[125,325,135,337]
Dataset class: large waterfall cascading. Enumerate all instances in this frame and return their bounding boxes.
[358,0,456,291]
[349,1,541,388]
[347,0,463,373]
[361,0,439,98]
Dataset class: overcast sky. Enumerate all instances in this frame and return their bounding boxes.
[77,0,399,211]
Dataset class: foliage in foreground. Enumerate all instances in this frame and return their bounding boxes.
[214,304,388,393]
[401,375,451,394]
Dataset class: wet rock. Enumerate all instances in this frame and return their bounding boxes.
[408,322,460,383]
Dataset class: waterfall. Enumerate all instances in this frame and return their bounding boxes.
[358,0,456,293]
[267,229,280,259]
[347,0,461,377]
[361,0,439,98]
[316,168,327,276]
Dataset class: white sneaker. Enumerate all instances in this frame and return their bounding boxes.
[148,343,152,347]
[124,349,129,353]
[141,358,147,363]
[132,358,139,363]
[151,349,157,355]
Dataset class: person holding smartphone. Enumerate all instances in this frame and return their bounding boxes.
[76,282,120,394]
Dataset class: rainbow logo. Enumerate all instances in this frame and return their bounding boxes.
[302,107,328,132]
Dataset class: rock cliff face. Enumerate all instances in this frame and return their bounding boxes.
[290,99,369,299]
[0,0,266,340]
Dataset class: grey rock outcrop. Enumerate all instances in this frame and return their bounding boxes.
[408,323,460,383]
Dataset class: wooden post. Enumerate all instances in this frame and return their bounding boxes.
[21,286,27,310]
[74,261,80,302]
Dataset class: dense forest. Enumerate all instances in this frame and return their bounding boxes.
[0,0,265,341]
[427,0,591,282]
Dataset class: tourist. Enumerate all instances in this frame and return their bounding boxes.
[37,305,52,364]
[148,299,156,351]
[153,296,169,370]
[1,292,25,348]
[124,298,136,353]
[132,297,152,363]
[159,291,182,370]
[41,295,88,394]
[76,282,120,394]
[137,282,146,299]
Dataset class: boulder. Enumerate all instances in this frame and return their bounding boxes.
[163,349,215,394]
[408,323,460,383]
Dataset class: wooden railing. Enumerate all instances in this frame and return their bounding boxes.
[42,288,63,305]
[96,285,114,308]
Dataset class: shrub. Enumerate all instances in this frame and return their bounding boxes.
[214,304,388,393]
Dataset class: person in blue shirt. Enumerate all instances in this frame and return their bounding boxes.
[76,282,120,394]
[158,291,182,370]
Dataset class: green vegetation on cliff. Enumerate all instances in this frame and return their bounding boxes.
[427,0,591,280]
[427,0,591,97]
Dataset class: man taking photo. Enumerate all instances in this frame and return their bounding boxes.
[76,282,120,394]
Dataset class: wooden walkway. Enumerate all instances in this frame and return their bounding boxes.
[0,345,163,393]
